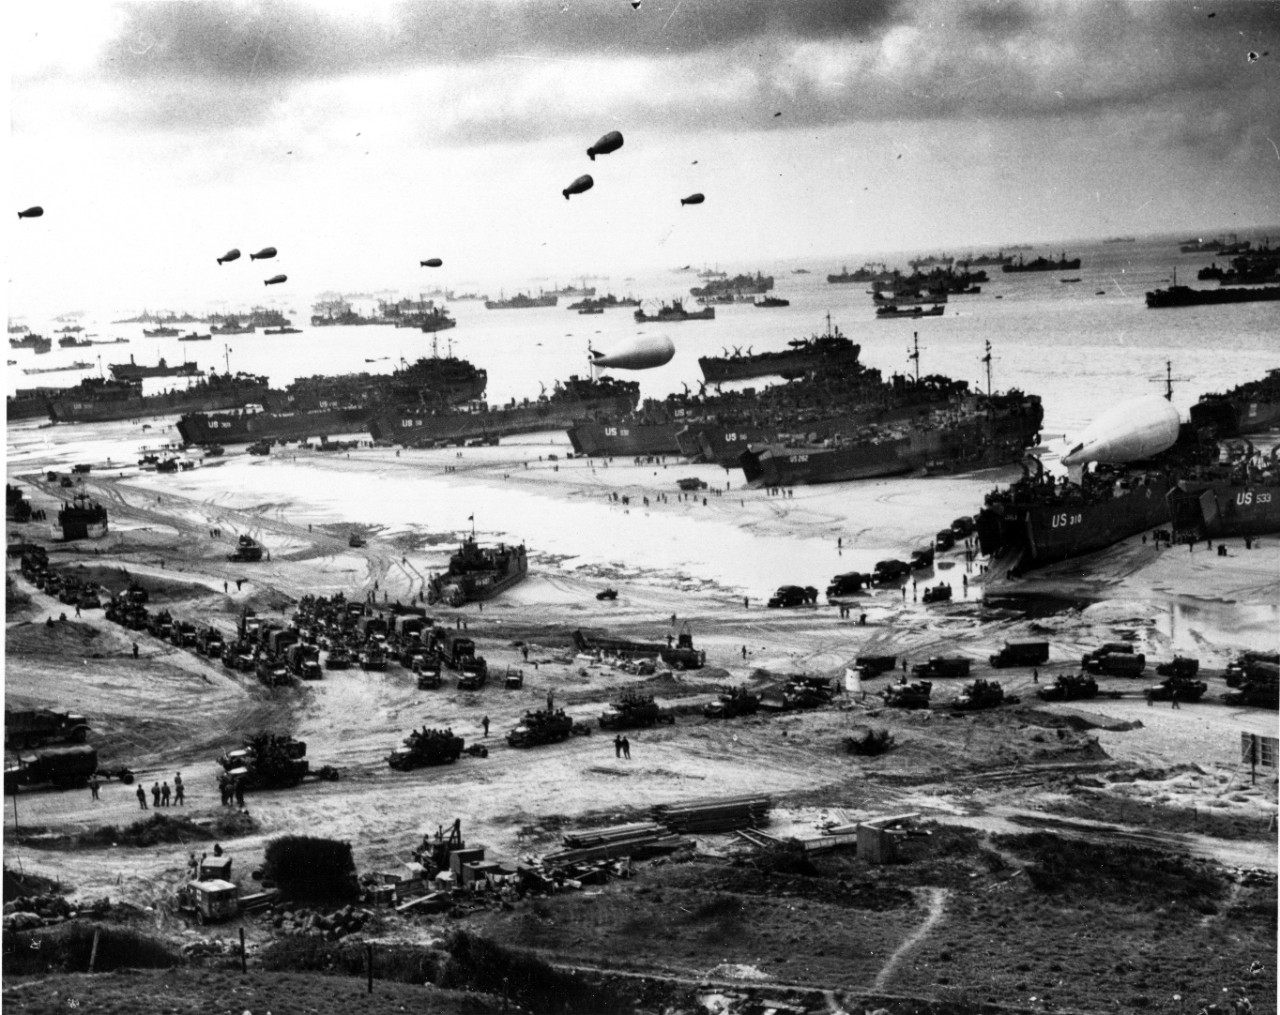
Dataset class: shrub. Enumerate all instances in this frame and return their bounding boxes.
[844,727,896,756]
[261,836,358,904]
[259,936,438,984]
[1,921,179,974]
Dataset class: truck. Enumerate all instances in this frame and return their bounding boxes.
[4,745,133,792]
[456,655,489,691]
[598,692,675,730]
[781,675,835,710]
[854,654,898,676]
[911,656,971,679]
[1155,656,1200,678]
[194,626,225,658]
[921,583,952,604]
[176,880,240,925]
[703,685,761,719]
[387,728,465,770]
[872,559,911,584]
[989,641,1051,668]
[217,733,339,789]
[507,708,592,748]
[228,535,264,562]
[4,708,90,750]
[287,643,322,681]
[1146,676,1208,703]
[767,585,817,608]
[414,653,442,689]
[825,572,869,599]
[1083,652,1146,676]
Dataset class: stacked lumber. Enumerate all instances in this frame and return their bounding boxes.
[542,821,691,866]
[653,794,771,834]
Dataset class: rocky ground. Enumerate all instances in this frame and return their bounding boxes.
[4,422,1277,1014]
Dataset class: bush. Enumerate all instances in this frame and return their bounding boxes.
[2,921,179,975]
[844,727,896,756]
[262,836,358,904]
[259,936,438,984]
[439,929,628,1013]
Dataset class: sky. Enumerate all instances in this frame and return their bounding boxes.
[6,0,1280,318]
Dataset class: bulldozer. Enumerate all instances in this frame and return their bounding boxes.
[1036,673,1099,702]
[880,680,932,709]
[598,691,674,730]
[387,728,465,771]
[507,708,592,748]
[703,685,761,719]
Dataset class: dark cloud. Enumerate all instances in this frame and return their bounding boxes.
[101,0,901,82]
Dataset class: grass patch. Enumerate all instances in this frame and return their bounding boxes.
[16,811,259,851]
[259,936,440,984]
[4,865,64,901]
[1054,791,1273,840]
[2,921,179,975]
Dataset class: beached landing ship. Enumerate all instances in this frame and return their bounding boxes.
[1167,445,1280,541]
[47,372,271,425]
[1189,368,1280,437]
[426,538,528,606]
[54,492,108,541]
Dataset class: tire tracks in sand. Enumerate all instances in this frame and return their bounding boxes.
[872,886,948,990]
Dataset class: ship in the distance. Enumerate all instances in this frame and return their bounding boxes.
[1145,282,1280,309]
[1002,252,1083,273]
[698,315,861,383]
[484,291,558,310]
[634,299,714,323]
[109,356,203,381]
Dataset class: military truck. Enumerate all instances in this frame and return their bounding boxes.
[287,643,322,681]
[4,708,90,750]
[768,585,817,608]
[782,675,835,710]
[952,678,1011,711]
[990,641,1050,668]
[1082,651,1146,676]
[4,745,133,792]
[255,654,292,687]
[176,880,240,925]
[325,644,352,670]
[228,534,264,562]
[703,685,761,719]
[911,656,971,679]
[1224,667,1278,709]
[921,583,952,604]
[387,728,465,770]
[872,559,911,584]
[169,620,198,649]
[1226,651,1279,687]
[910,546,935,570]
[507,709,592,748]
[217,733,338,789]
[1147,675,1208,703]
[880,680,932,709]
[854,654,898,676]
[826,572,872,599]
[599,691,675,730]
[194,626,225,658]
[359,641,388,671]
[1037,673,1099,701]
[414,653,443,689]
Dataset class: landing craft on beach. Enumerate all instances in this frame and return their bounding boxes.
[680,193,705,206]
[420,258,443,268]
[216,249,241,265]
[18,206,43,219]
[587,130,624,161]
[1060,396,1181,469]
[263,274,287,286]
[563,175,594,200]
[589,334,675,370]
[250,247,277,261]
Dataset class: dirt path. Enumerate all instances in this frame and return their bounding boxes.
[871,886,948,990]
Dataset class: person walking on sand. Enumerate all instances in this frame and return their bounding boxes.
[622,737,631,760]
[137,785,148,810]
[173,772,184,806]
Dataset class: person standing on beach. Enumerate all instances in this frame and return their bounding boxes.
[151,782,161,807]
[137,785,148,809]
[89,776,100,801]
[481,715,490,737]
[173,772,184,806]
[622,737,631,760]
[161,781,170,806]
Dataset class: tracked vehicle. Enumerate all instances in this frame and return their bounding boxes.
[507,708,592,748]
[599,691,674,730]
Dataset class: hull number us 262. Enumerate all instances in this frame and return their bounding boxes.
[1051,512,1083,528]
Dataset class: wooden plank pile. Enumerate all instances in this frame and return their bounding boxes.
[541,821,691,866]
[653,794,772,834]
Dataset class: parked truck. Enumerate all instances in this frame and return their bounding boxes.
[4,745,133,792]
[911,656,972,679]
[176,880,240,925]
[598,692,674,730]
[507,709,592,748]
[4,708,90,750]
[1083,651,1146,676]
[989,641,1050,668]
[703,686,761,719]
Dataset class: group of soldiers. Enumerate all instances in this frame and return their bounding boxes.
[133,772,185,809]
[216,771,247,807]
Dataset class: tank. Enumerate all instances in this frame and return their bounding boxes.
[228,535,264,562]
[506,708,591,747]
[782,675,835,710]
[599,691,674,730]
[1036,673,1099,701]
[1146,676,1208,703]
[387,728,465,770]
[881,680,932,709]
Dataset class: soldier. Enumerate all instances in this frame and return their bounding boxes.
[132,642,139,659]
[234,780,245,808]
[137,785,148,809]
[88,775,100,801]
[161,781,171,806]
[622,736,631,760]
[173,772,184,806]
[151,781,161,807]
[482,715,490,737]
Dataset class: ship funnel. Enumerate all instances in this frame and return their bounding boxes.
[1061,396,1181,468]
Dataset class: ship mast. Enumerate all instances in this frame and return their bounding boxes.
[982,340,993,398]
[1149,360,1189,401]
[908,332,921,384]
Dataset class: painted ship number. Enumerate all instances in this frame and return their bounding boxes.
[724,433,738,442]
[1237,492,1271,506]
[788,455,809,464]
[1051,513,1083,528]
[604,427,631,437]
[211,421,231,429]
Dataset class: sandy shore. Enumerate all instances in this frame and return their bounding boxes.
[6,417,1278,915]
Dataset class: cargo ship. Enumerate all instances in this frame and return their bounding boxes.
[109,356,203,381]
[633,299,714,323]
[379,296,456,331]
[1145,283,1280,308]
[1002,253,1083,273]
[689,271,773,298]
[484,292,558,310]
[1189,369,1280,437]
[9,334,52,353]
[736,391,1044,487]
[58,335,92,348]
[142,326,181,337]
[426,536,528,606]
[567,294,641,310]
[368,374,639,447]
[310,299,395,327]
[827,263,895,284]
[957,251,1014,267]
[698,316,862,382]
[48,372,271,424]
[54,492,108,541]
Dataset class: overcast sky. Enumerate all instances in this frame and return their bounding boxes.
[7,0,1279,316]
